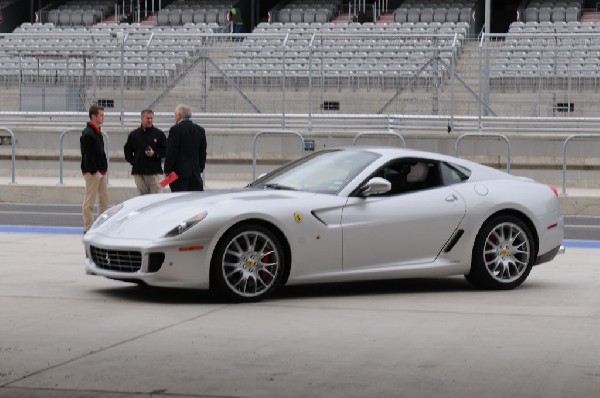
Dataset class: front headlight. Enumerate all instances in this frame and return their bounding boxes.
[164,211,208,237]
[90,203,124,230]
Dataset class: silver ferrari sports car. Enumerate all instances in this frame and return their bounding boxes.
[83,147,564,302]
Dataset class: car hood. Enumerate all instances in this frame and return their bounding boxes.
[91,189,319,240]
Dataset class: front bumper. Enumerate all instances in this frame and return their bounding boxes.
[83,236,212,289]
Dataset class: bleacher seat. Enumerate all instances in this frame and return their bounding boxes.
[181,11,194,25]
[278,8,291,23]
[59,10,71,25]
[205,9,219,24]
[304,8,316,23]
[407,9,420,23]
[459,7,471,23]
[446,8,460,23]
[315,9,329,23]
[169,9,182,25]
[157,10,170,25]
[420,8,434,23]
[193,9,206,23]
[433,8,447,23]
[565,6,579,22]
[290,9,304,23]
[538,7,552,22]
[394,8,408,23]
[82,12,96,26]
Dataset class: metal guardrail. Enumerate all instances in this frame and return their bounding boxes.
[0,127,16,184]
[352,130,406,147]
[252,130,304,180]
[59,127,110,185]
[455,133,511,173]
[562,134,600,194]
[6,113,600,136]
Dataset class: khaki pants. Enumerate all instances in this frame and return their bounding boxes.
[82,172,108,232]
[133,174,163,195]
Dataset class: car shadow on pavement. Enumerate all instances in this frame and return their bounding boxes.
[90,277,476,304]
[91,284,220,304]
[274,277,475,301]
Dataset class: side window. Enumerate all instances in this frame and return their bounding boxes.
[378,158,443,195]
[440,162,471,185]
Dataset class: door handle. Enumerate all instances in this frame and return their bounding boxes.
[445,194,458,202]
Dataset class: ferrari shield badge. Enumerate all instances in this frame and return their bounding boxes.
[293,212,303,224]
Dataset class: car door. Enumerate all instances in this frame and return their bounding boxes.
[340,160,466,271]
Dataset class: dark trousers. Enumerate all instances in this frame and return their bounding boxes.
[169,175,203,192]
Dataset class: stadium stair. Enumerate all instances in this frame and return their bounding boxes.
[377,12,395,24]
[141,15,157,25]
[102,14,121,24]
[331,12,352,23]
[580,11,600,22]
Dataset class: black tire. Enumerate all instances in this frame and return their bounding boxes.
[210,224,286,302]
[466,215,535,290]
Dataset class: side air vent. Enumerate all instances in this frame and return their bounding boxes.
[443,229,464,253]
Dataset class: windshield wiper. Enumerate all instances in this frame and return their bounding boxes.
[264,183,296,191]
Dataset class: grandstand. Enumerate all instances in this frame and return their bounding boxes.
[0,0,600,117]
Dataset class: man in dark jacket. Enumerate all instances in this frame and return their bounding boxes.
[80,104,108,233]
[123,109,167,195]
[164,104,207,192]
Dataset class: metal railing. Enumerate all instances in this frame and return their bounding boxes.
[352,130,406,147]
[455,133,511,173]
[252,130,304,179]
[562,134,600,194]
[0,127,16,183]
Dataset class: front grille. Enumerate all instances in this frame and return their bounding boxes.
[90,245,142,272]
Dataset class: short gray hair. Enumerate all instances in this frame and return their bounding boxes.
[175,104,192,119]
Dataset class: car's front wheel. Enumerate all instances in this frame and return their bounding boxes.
[466,215,535,290]
[210,224,285,302]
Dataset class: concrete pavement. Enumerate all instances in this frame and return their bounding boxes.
[0,232,599,397]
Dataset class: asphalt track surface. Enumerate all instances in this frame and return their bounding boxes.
[0,230,599,398]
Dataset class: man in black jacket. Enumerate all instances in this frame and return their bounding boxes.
[164,104,207,192]
[80,104,108,233]
[123,109,167,195]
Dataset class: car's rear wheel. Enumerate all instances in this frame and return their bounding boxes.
[466,215,535,290]
[210,224,285,302]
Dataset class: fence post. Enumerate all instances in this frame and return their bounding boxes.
[0,128,16,184]
[455,133,511,173]
[562,134,600,195]
[352,130,406,147]
[252,130,304,180]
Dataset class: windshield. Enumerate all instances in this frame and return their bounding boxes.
[249,149,381,194]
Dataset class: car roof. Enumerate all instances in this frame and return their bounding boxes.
[339,146,465,164]
[341,146,510,180]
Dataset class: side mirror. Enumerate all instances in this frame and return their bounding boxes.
[360,177,391,197]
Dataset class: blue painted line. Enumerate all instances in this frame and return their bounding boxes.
[0,225,83,235]
[562,240,600,249]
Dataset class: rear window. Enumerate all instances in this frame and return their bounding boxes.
[441,162,471,184]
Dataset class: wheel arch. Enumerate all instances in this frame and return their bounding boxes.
[210,218,292,286]
[478,209,539,261]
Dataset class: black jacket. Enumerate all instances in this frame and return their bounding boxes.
[164,119,207,177]
[123,125,167,175]
[80,122,108,174]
